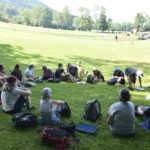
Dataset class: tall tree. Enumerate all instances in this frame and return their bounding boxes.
[61,6,73,30]
[97,7,108,32]
[77,7,93,31]
[134,13,146,31]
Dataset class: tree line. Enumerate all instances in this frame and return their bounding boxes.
[0,5,150,32]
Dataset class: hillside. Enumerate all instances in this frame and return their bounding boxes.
[0,0,47,9]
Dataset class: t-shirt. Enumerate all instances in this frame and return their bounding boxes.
[108,101,135,135]
[1,88,22,111]
[55,68,65,78]
[125,67,137,77]
[25,68,33,78]
[69,66,78,77]
[40,99,53,124]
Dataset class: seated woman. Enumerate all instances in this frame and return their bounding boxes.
[0,64,6,74]
[42,65,53,80]
[93,68,105,82]
[40,87,64,125]
[11,64,23,82]
[1,76,35,114]
[25,64,35,81]
[107,88,135,136]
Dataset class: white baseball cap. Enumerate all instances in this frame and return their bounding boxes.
[136,70,144,78]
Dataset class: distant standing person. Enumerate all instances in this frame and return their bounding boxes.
[125,67,144,90]
[115,35,118,42]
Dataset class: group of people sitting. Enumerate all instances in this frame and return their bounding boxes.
[0,62,147,137]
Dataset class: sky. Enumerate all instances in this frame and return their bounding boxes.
[39,0,150,23]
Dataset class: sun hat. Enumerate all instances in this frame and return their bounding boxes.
[136,70,144,78]
[93,67,97,71]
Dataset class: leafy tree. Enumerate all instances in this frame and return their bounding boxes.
[107,18,113,31]
[31,7,53,27]
[61,6,73,30]
[134,13,146,31]
[97,7,108,32]
[77,7,93,31]
[20,9,32,25]
[52,12,63,29]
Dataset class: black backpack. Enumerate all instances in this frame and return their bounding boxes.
[59,103,71,117]
[83,99,101,122]
[107,78,117,85]
[12,112,37,127]
[86,75,95,84]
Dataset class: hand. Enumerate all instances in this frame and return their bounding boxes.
[131,83,135,86]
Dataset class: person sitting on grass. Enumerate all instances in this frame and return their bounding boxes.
[11,64,23,82]
[40,87,64,125]
[125,67,144,91]
[55,63,65,79]
[107,88,135,136]
[93,68,105,82]
[112,68,125,85]
[1,76,35,114]
[25,64,35,81]
[42,65,53,81]
[0,64,7,87]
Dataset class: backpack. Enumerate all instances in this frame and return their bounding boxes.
[107,78,117,85]
[83,99,101,122]
[86,75,95,84]
[12,112,37,127]
[40,127,71,149]
[59,103,71,117]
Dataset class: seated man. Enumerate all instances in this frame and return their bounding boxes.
[67,63,78,78]
[93,68,105,82]
[125,67,144,90]
[25,64,35,81]
[55,63,65,79]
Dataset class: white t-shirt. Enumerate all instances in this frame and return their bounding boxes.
[1,88,22,111]
[25,68,34,78]
[108,101,135,135]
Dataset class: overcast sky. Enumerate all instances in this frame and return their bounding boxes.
[39,0,150,22]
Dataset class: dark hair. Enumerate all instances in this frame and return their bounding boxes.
[14,64,19,69]
[119,88,131,102]
[58,63,62,68]
[0,64,4,70]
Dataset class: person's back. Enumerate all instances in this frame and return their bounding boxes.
[107,88,135,136]
[40,99,52,124]
[109,101,135,135]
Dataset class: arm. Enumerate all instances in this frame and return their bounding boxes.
[52,100,64,105]
[107,115,113,124]
[18,89,32,96]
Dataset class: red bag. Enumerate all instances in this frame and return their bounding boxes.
[40,127,71,149]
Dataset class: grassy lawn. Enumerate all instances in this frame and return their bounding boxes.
[0,22,150,150]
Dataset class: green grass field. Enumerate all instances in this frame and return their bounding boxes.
[0,22,150,150]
